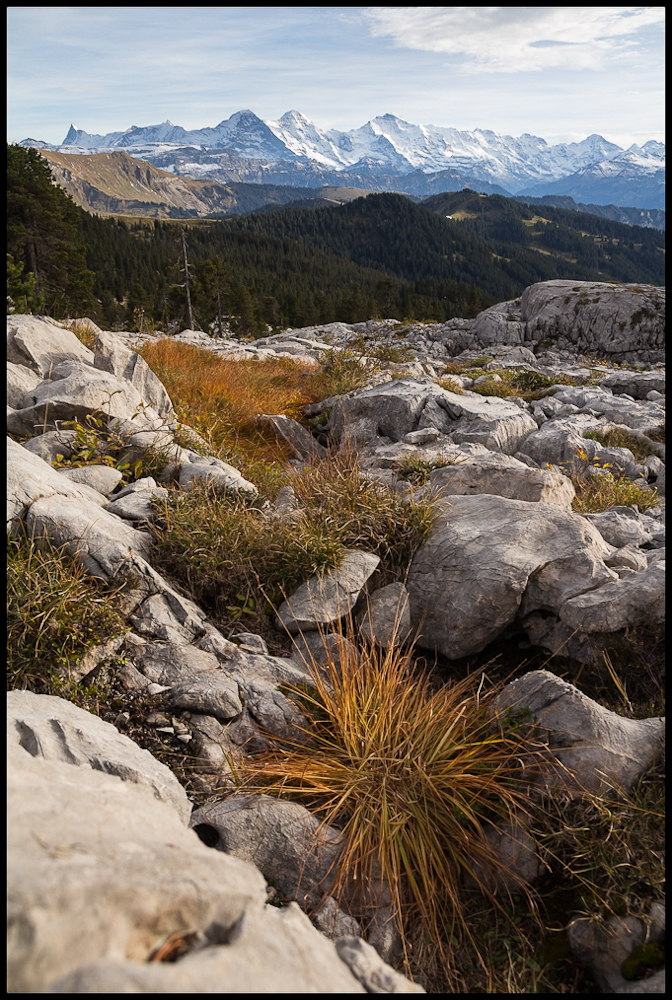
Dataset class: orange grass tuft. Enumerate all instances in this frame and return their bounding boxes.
[238,625,543,973]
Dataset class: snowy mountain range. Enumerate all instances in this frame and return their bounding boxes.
[20,110,665,209]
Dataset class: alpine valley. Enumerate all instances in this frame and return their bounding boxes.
[20,109,665,212]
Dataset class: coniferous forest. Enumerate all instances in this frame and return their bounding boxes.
[7,144,666,334]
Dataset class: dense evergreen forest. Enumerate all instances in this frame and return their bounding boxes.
[6,144,666,334]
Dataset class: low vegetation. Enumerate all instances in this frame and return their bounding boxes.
[149,462,436,638]
[7,332,664,993]
[571,468,660,514]
[7,530,129,696]
[239,624,545,981]
[582,426,661,463]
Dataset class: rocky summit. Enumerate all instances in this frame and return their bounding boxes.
[6,279,665,993]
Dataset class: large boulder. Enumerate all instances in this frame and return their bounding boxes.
[7,314,94,375]
[428,451,575,506]
[473,281,665,362]
[328,378,536,455]
[493,670,665,795]
[9,694,419,993]
[9,359,165,437]
[406,494,617,659]
[93,328,176,422]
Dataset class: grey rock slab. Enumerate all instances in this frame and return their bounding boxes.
[277,549,381,635]
[7,436,109,528]
[493,669,665,794]
[20,428,79,464]
[358,582,412,648]
[47,903,371,993]
[134,642,223,685]
[605,544,649,573]
[335,937,426,993]
[24,493,153,581]
[7,690,191,821]
[7,314,94,376]
[168,673,244,720]
[177,455,258,495]
[7,360,43,408]
[425,389,538,455]
[59,464,124,495]
[258,413,327,462]
[520,280,665,361]
[16,359,165,432]
[582,509,654,548]
[558,554,665,634]
[517,413,610,468]
[291,629,359,675]
[428,451,575,506]
[407,494,616,660]
[104,485,170,520]
[7,729,270,994]
[93,329,175,420]
[233,674,310,739]
[191,794,344,904]
[601,370,665,399]
[549,384,664,433]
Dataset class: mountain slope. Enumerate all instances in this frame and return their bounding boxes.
[37,149,365,218]
[225,193,666,300]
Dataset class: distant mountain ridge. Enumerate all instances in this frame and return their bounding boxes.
[20,109,665,209]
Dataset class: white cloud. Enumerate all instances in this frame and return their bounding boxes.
[361,6,666,73]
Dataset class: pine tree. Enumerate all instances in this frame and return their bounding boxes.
[7,144,93,317]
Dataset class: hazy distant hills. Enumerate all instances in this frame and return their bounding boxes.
[20,109,665,210]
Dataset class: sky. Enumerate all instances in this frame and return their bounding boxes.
[6,7,666,150]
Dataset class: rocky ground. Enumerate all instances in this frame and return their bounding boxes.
[7,279,665,993]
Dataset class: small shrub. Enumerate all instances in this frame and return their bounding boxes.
[148,485,344,619]
[395,453,455,486]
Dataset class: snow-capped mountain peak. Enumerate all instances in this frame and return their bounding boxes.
[18,110,664,209]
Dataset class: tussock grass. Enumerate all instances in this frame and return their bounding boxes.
[239,625,543,977]
[7,530,129,695]
[138,338,320,465]
[149,461,437,630]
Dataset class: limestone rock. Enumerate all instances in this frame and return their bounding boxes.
[24,493,153,580]
[493,669,665,794]
[428,451,575,506]
[358,582,412,648]
[7,313,94,375]
[277,549,381,634]
[407,494,616,660]
[93,328,175,421]
[7,436,108,529]
[7,689,190,821]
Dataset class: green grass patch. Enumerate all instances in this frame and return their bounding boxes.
[7,530,129,697]
[583,428,660,463]
[570,470,660,514]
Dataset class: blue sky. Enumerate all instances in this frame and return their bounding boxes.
[7,7,665,149]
